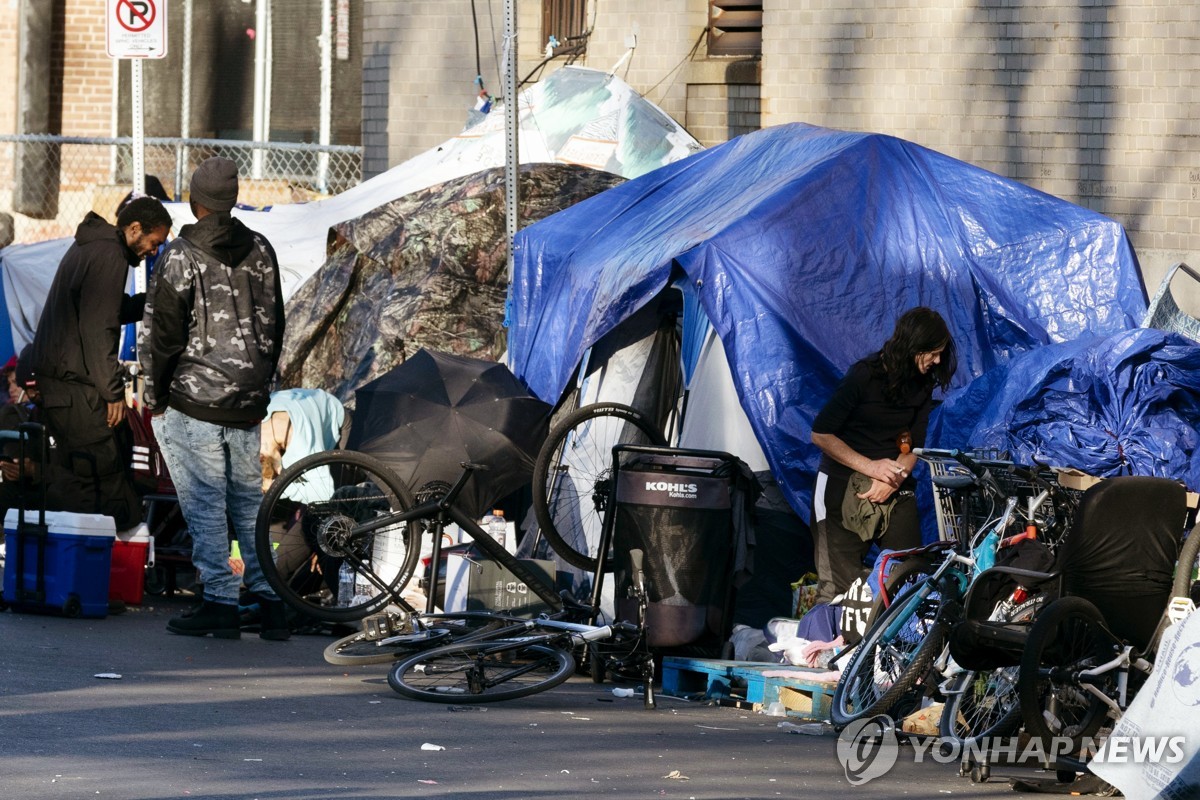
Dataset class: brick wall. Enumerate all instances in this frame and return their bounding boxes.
[0,0,17,135]
[61,0,111,136]
[565,0,708,129]
[761,1,1200,285]
[686,81,761,148]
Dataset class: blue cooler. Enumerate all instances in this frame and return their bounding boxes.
[3,509,116,618]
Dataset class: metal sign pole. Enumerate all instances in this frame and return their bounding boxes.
[131,57,147,293]
[503,0,519,286]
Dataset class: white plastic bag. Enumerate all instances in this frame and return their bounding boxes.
[1090,611,1200,799]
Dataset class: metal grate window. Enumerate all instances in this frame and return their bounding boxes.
[708,1,763,57]
[542,0,588,52]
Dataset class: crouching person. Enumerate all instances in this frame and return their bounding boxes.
[139,156,289,640]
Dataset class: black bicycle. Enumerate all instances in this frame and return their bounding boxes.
[255,451,563,628]
[386,550,656,704]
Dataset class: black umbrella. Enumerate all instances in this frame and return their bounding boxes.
[345,348,551,519]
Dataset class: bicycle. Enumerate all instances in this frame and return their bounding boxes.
[254,450,564,628]
[830,449,1075,731]
[256,449,660,698]
[387,549,657,706]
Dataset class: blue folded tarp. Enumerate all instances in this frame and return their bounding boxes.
[929,327,1200,490]
[509,123,1147,523]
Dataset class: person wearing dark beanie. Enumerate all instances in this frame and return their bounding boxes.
[140,156,290,641]
[188,156,239,212]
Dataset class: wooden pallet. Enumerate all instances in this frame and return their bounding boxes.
[660,657,838,720]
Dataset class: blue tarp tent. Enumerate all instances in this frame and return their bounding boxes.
[509,123,1147,524]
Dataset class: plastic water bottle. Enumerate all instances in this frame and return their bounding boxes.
[338,561,355,605]
[482,509,507,551]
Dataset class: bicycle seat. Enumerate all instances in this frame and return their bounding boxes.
[931,474,975,491]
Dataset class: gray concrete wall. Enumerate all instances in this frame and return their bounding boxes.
[362,0,543,177]
[359,1,1200,297]
[760,1,1200,295]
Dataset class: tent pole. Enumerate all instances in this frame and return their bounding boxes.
[503,0,519,285]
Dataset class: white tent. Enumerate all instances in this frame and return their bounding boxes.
[171,67,701,299]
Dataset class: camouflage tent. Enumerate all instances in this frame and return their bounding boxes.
[277,163,625,404]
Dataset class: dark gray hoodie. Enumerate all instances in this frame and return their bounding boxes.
[139,212,285,426]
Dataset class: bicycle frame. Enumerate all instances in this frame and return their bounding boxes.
[346,463,564,615]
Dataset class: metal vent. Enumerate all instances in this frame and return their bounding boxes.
[708,1,763,57]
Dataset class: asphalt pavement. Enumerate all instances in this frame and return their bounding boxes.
[0,593,1043,800]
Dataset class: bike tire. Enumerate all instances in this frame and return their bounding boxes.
[1017,596,1115,750]
[532,402,666,572]
[938,596,1041,749]
[324,627,452,666]
[255,449,421,624]
[939,668,1022,747]
[388,640,575,703]
[831,575,952,728]
[323,611,536,666]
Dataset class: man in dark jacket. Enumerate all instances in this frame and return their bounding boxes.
[140,156,290,640]
[28,197,172,530]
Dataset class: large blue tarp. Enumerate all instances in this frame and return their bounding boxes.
[509,123,1148,524]
[929,328,1200,490]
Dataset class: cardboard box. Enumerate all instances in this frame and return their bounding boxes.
[2,510,116,618]
[443,555,556,617]
[110,523,152,605]
[1055,468,1200,508]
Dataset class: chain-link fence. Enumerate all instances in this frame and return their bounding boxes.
[0,135,362,244]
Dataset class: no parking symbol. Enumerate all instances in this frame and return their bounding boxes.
[106,0,168,59]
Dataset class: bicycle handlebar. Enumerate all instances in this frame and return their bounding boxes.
[946,449,1007,500]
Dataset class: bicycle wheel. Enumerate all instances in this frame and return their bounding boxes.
[831,574,952,728]
[938,596,1041,749]
[388,640,575,702]
[325,627,452,666]
[323,611,532,666]
[940,668,1021,746]
[532,402,666,571]
[1017,596,1116,751]
[255,449,421,623]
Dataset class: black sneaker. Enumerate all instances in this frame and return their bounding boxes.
[167,601,241,639]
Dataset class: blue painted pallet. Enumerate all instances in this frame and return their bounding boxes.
[660,657,837,720]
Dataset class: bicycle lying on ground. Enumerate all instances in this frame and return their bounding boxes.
[387,549,656,705]
[255,451,657,706]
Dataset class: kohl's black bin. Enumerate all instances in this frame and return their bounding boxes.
[611,446,741,651]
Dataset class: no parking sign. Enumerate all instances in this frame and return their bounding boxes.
[106,0,168,59]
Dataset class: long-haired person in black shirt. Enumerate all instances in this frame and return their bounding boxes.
[810,307,957,605]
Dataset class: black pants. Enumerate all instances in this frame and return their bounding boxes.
[34,376,142,529]
[813,470,920,603]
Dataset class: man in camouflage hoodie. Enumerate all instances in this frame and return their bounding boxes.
[140,156,289,640]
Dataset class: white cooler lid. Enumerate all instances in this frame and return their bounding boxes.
[4,509,117,538]
[115,522,152,543]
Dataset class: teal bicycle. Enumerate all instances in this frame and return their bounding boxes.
[830,450,1072,730]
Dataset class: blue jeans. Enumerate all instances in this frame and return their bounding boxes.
[152,408,278,605]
